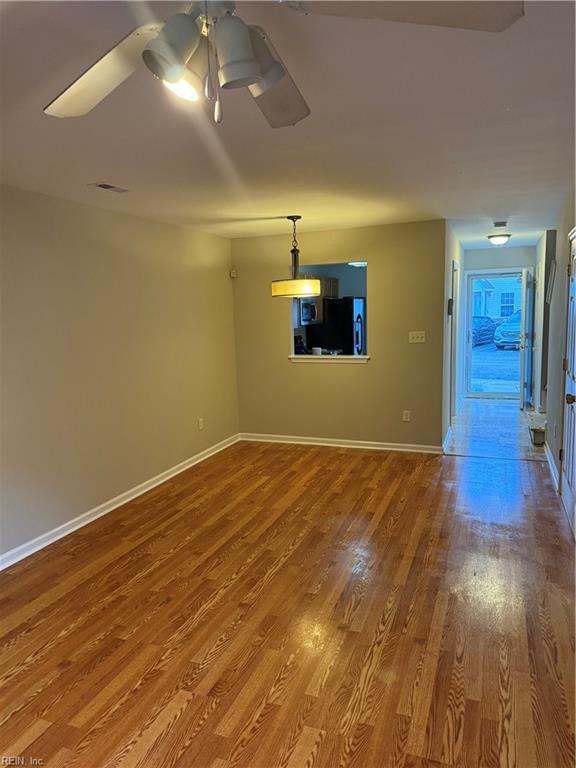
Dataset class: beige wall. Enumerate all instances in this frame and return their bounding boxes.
[546,192,575,471]
[1,186,239,553]
[232,220,446,448]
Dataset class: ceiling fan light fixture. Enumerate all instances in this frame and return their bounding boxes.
[143,13,201,83]
[214,14,260,89]
[247,27,285,97]
[487,234,512,246]
[162,78,200,101]
[161,37,209,103]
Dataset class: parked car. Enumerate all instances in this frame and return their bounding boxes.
[471,316,497,346]
[494,310,522,349]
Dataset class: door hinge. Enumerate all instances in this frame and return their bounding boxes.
[563,357,569,372]
[559,448,564,462]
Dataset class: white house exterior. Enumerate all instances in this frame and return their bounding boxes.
[472,275,522,320]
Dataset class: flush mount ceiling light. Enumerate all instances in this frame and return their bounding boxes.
[142,12,202,83]
[487,221,511,246]
[487,234,512,246]
[348,261,367,268]
[271,216,321,298]
[488,234,512,246]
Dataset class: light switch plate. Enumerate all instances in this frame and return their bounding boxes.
[409,331,426,344]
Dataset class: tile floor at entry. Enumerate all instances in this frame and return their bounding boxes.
[0,441,573,768]
[444,399,546,461]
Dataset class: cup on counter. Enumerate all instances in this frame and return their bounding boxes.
[311,347,322,356]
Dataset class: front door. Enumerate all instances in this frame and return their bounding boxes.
[561,233,576,530]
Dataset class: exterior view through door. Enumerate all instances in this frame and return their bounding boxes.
[466,269,535,403]
[445,264,542,463]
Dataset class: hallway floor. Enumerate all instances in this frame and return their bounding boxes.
[444,398,546,461]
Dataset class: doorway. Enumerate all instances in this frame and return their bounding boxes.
[445,262,543,461]
[465,269,535,405]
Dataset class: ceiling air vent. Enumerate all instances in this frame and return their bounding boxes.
[89,182,129,193]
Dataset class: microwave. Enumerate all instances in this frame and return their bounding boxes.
[299,297,323,325]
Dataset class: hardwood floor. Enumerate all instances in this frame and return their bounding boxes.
[0,442,574,768]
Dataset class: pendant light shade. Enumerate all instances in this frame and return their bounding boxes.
[271,216,321,298]
[271,277,321,298]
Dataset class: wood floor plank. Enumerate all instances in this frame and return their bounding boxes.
[0,444,573,767]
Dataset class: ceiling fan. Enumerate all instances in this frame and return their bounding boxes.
[44,0,524,129]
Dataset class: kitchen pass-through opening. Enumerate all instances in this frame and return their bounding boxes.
[292,262,367,357]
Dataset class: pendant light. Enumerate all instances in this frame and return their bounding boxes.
[271,216,321,298]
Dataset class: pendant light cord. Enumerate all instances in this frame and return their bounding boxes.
[288,215,301,279]
[292,217,298,250]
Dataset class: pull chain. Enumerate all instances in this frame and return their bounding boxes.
[204,1,215,101]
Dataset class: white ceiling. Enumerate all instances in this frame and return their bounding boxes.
[0,1,574,239]
[451,222,544,250]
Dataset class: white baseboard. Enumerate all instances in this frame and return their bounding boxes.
[0,434,241,572]
[0,432,443,571]
[544,442,560,490]
[239,432,443,455]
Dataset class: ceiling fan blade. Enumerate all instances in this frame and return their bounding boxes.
[248,29,310,128]
[44,23,162,118]
[285,1,524,32]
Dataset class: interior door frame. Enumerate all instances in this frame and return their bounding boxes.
[449,259,460,425]
[464,268,524,400]
[520,267,536,410]
[559,228,576,533]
